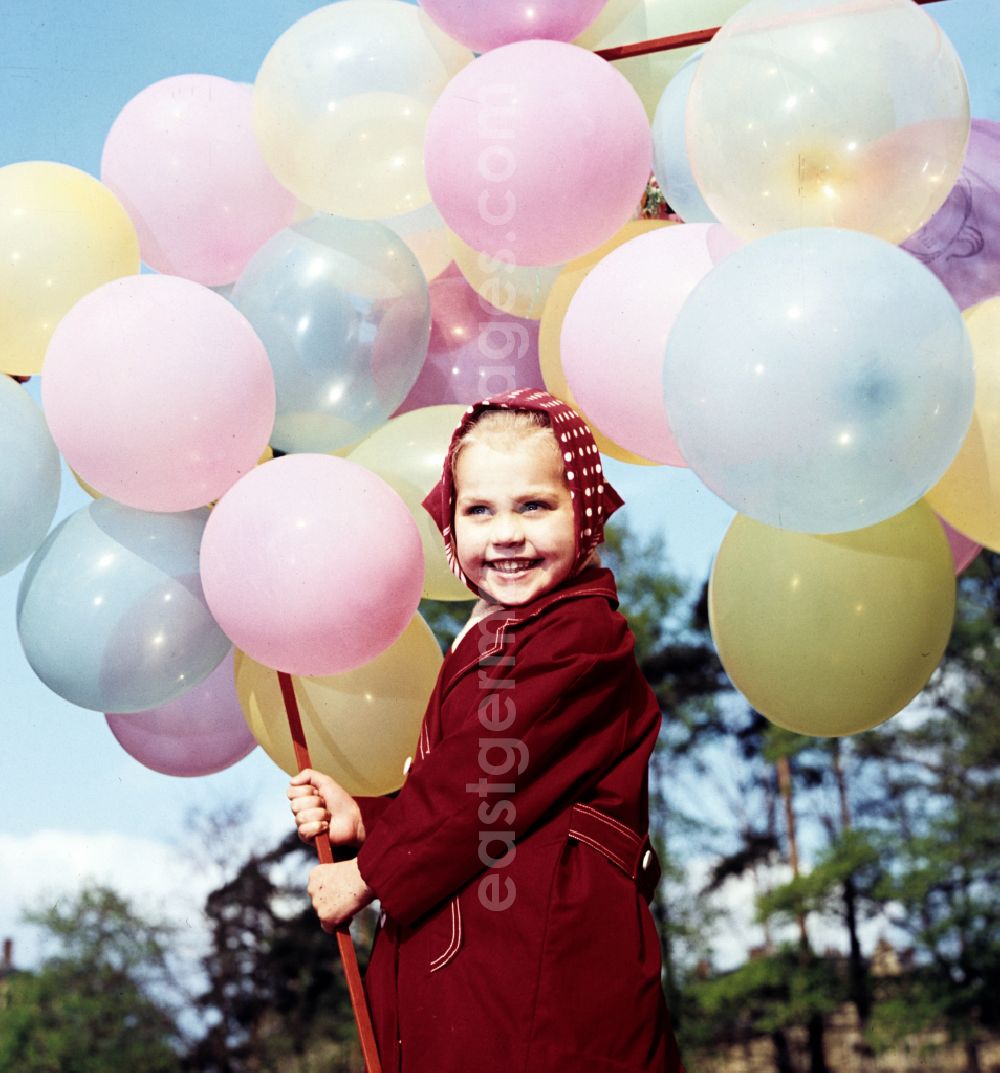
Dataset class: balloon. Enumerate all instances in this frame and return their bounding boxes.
[253,0,471,217]
[538,220,668,465]
[420,0,608,53]
[100,75,297,287]
[938,515,981,576]
[105,651,256,777]
[903,119,1000,311]
[685,0,970,242]
[576,0,751,120]
[42,275,275,512]
[348,405,473,601]
[562,223,741,466]
[17,501,229,713]
[664,228,974,533]
[200,454,425,676]
[231,215,430,454]
[424,41,651,267]
[651,54,718,224]
[926,299,1000,551]
[709,502,956,737]
[0,378,61,576]
[448,232,561,321]
[0,162,139,376]
[72,447,275,504]
[235,613,442,795]
[382,200,452,283]
[394,273,543,414]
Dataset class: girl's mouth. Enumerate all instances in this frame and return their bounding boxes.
[488,558,541,576]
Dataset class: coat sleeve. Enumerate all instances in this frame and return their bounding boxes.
[355,599,642,925]
[354,794,396,837]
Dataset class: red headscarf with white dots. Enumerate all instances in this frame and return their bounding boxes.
[421,388,624,593]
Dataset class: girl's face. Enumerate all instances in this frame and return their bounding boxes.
[453,435,576,606]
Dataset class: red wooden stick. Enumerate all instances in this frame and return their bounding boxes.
[277,670,383,1073]
[594,0,951,62]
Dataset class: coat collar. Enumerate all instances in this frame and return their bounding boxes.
[444,566,619,688]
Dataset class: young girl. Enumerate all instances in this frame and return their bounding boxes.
[288,388,686,1073]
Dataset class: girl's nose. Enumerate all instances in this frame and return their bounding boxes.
[490,511,524,545]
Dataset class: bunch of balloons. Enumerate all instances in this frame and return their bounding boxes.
[3,0,999,793]
[639,0,992,736]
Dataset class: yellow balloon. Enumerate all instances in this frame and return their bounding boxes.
[348,405,473,602]
[0,162,140,376]
[685,1,969,243]
[253,3,471,218]
[577,0,752,120]
[538,219,670,466]
[72,468,101,500]
[235,613,442,795]
[382,201,452,283]
[448,231,561,321]
[927,299,1000,551]
[709,502,955,737]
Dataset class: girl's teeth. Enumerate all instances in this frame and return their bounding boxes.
[492,560,535,574]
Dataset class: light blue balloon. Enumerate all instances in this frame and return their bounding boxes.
[664,228,975,534]
[16,499,230,712]
[0,377,61,576]
[652,53,718,226]
[232,214,430,453]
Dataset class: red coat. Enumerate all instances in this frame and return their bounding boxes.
[354,566,686,1073]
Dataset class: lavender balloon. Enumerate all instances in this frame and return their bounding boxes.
[903,119,1000,310]
[395,272,543,413]
[105,650,256,777]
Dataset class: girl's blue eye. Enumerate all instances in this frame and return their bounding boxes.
[522,501,549,512]
[464,505,489,516]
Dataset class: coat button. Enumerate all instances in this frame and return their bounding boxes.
[641,848,652,871]
[402,755,412,775]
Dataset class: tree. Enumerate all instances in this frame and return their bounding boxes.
[0,886,185,1073]
[186,832,376,1073]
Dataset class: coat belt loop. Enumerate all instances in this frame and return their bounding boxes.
[568,803,662,902]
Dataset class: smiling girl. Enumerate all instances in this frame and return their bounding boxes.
[288,389,686,1073]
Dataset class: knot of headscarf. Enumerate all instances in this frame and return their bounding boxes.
[421,388,624,594]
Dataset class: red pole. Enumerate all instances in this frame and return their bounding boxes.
[593,0,952,62]
[277,670,383,1073]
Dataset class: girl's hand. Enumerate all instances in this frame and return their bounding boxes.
[287,769,367,846]
[308,859,375,932]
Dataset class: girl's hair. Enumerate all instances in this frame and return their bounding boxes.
[449,408,566,481]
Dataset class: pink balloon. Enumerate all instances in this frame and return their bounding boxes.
[43,275,275,512]
[420,0,608,53]
[200,454,424,676]
[560,223,741,465]
[105,650,257,777]
[937,514,982,576]
[425,41,651,267]
[101,75,297,287]
[395,273,543,413]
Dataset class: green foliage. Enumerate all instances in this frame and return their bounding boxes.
[756,829,883,926]
[683,947,845,1049]
[187,833,372,1073]
[0,886,184,1073]
[418,596,472,653]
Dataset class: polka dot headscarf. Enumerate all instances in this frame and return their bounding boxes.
[421,388,624,594]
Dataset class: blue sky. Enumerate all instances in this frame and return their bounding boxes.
[1,0,999,966]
